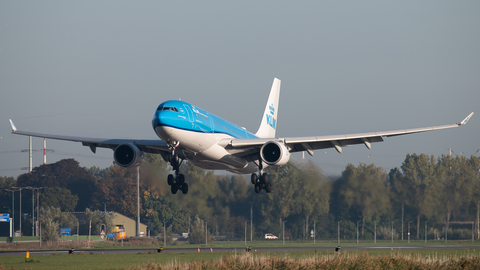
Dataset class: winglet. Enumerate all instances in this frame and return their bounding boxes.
[458,112,474,126]
[9,119,17,132]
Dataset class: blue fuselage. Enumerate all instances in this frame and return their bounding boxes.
[152,100,258,140]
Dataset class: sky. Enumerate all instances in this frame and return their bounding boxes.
[1,1,479,179]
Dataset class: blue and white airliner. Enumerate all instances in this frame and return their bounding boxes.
[9,78,474,195]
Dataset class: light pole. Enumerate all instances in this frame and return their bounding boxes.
[5,189,15,235]
[250,202,253,242]
[357,221,360,243]
[408,221,412,243]
[391,221,394,243]
[18,187,25,236]
[245,221,247,245]
[337,221,342,245]
[313,220,316,244]
[425,221,427,244]
[283,220,287,245]
[136,167,140,237]
[32,187,44,236]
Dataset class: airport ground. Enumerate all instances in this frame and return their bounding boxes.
[1,240,480,269]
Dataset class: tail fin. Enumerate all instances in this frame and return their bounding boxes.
[255,78,281,138]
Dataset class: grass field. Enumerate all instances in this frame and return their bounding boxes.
[1,248,480,270]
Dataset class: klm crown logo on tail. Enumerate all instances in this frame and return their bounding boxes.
[266,103,276,129]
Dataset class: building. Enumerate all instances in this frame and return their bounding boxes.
[111,212,147,237]
[72,211,147,238]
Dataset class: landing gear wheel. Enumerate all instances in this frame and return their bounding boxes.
[171,184,178,194]
[254,183,261,193]
[251,173,257,185]
[181,183,189,194]
[167,174,174,186]
[262,173,269,183]
[177,174,185,185]
[265,182,272,193]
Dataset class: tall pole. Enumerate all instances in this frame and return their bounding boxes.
[283,220,286,245]
[250,203,253,242]
[408,221,412,243]
[136,166,140,237]
[29,136,32,172]
[337,221,341,245]
[36,189,39,236]
[445,218,448,243]
[6,190,15,235]
[89,220,92,242]
[31,188,34,236]
[391,221,394,243]
[402,202,404,241]
[472,222,475,242]
[374,221,376,243]
[19,188,22,236]
[425,221,427,244]
[43,138,46,164]
[357,221,360,243]
[205,221,207,245]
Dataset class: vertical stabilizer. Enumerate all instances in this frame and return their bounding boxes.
[255,78,281,138]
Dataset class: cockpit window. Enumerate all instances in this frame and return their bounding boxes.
[157,106,179,112]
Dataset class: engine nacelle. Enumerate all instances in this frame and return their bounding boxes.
[114,143,143,167]
[260,141,290,166]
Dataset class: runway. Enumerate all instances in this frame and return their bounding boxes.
[2,245,480,256]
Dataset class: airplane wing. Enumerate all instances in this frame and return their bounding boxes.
[221,112,474,156]
[8,120,169,154]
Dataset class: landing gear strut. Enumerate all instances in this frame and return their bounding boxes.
[167,146,188,195]
[251,162,272,193]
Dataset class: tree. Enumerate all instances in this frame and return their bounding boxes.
[93,165,146,219]
[188,215,211,244]
[16,159,97,211]
[400,154,436,239]
[81,208,114,235]
[40,187,78,212]
[292,160,330,238]
[341,163,390,235]
[39,206,78,241]
[0,176,15,215]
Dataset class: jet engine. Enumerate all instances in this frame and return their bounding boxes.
[114,143,143,167]
[260,141,290,166]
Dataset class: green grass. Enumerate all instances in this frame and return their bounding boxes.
[1,248,480,270]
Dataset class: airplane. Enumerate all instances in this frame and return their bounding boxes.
[9,78,474,195]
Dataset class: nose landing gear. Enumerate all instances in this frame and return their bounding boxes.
[167,144,188,195]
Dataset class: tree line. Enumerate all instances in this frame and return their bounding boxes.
[1,153,479,242]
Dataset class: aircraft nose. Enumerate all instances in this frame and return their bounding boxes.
[152,111,162,129]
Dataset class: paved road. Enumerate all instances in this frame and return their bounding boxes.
[2,245,480,256]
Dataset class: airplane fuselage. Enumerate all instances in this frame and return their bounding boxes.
[152,100,260,174]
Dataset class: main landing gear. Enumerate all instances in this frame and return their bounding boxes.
[167,146,188,195]
[251,172,272,193]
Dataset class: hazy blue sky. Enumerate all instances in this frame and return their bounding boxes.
[1,1,479,178]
